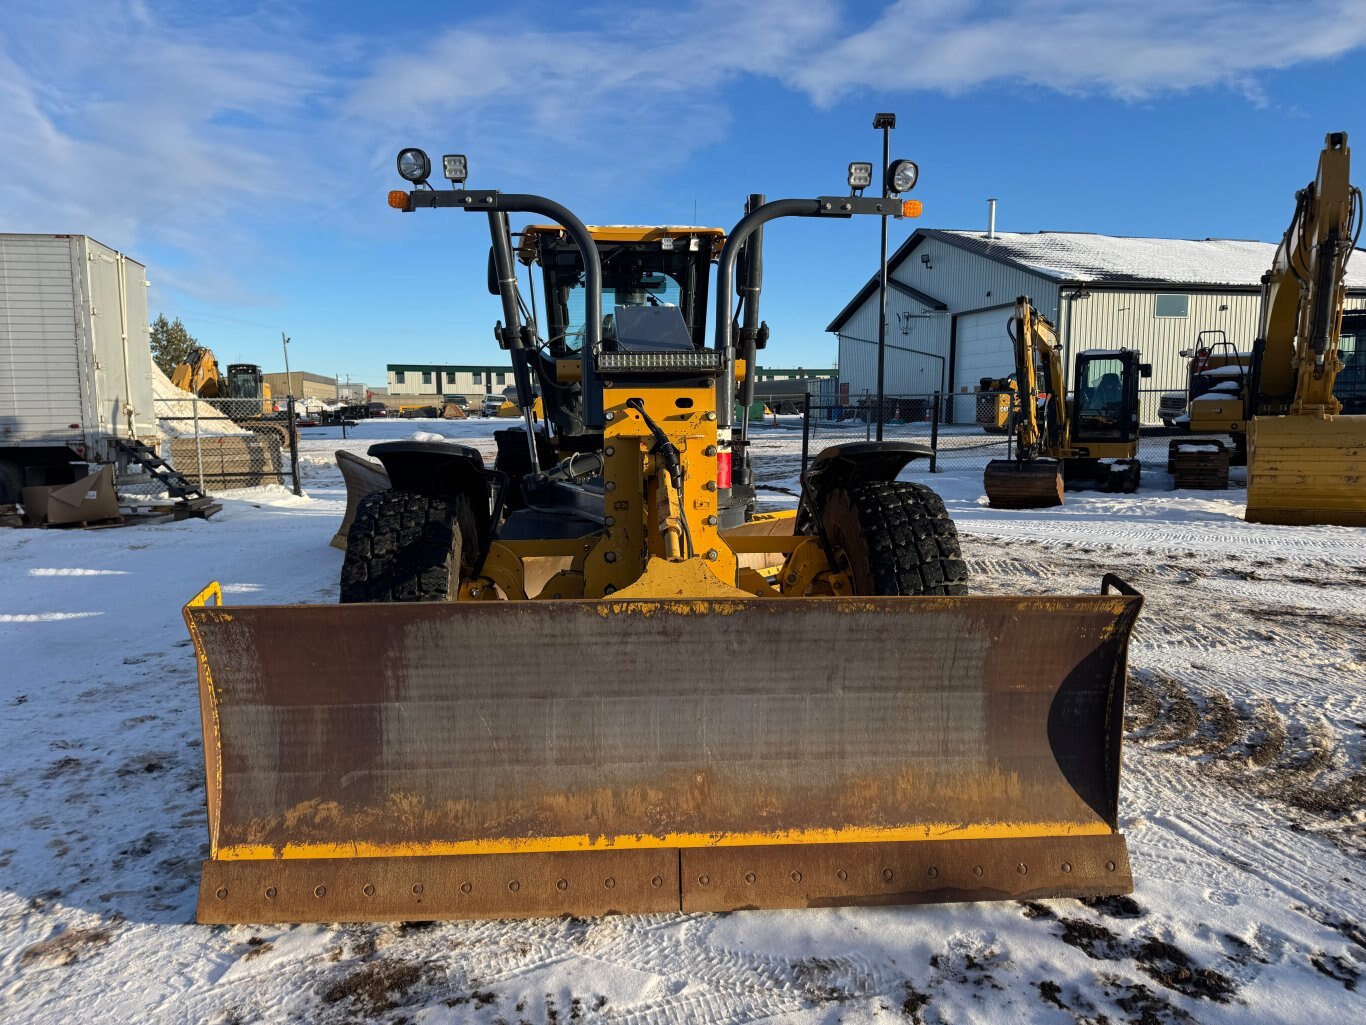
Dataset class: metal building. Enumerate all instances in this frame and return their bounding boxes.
[828,229,1366,423]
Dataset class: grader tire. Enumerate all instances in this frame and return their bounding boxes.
[340,489,477,603]
[820,480,969,596]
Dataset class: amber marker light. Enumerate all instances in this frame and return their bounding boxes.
[388,190,411,211]
[901,200,923,218]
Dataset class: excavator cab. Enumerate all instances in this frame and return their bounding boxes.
[1072,352,1144,444]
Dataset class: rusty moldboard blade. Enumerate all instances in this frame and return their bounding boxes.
[185,594,1140,878]
[983,459,1065,509]
[199,848,680,924]
[680,835,1132,912]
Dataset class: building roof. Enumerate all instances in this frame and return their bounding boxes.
[925,230,1366,288]
[387,363,511,373]
[827,228,1366,332]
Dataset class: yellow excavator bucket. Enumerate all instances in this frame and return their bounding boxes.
[1246,413,1366,526]
[185,584,1141,923]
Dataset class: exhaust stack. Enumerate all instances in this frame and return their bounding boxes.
[987,198,997,239]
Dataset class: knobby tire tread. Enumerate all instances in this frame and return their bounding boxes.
[822,480,969,596]
[340,489,477,603]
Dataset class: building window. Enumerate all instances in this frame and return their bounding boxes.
[422,371,433,384]
[473,372,482,384]
[1155,294,1189,318]
[496,372,506,385]
[394,371,405,384]
[446,371,457,384]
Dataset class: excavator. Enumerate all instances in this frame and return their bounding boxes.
[983,297,1150,508]
[182,147,1143,924]
[170,348,274,420]
[1243,132,1366,526]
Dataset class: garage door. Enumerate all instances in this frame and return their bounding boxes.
[952,307,1016,423]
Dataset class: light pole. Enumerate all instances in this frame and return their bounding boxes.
[281,332,292,399]
[873,112,895,442]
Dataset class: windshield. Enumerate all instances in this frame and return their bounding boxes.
[1074,355,1129,440]
[543,243,707,355]
[229,371,258,397]
[562,268,685,350]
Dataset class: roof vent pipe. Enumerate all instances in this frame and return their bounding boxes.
[987,198,997,239]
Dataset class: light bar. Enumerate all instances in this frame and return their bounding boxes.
[597,350,723,373]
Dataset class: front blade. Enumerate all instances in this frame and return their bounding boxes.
[186,593,1140,921]
[1247,414,1366,526]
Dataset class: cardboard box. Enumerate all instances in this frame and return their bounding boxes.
[22,465,119,525]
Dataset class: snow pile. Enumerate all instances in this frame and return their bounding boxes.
[150,364,252,439]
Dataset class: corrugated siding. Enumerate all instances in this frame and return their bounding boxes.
[0,235,84,444]
[1061,289,1262,394]
[836,237,1057,396]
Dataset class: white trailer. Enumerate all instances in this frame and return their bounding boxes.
[0,234,159,503]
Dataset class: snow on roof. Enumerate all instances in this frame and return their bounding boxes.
[925,230,1366,289]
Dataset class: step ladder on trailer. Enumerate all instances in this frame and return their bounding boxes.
[113,439,221,519]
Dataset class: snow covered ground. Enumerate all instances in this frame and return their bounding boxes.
[2,418,1363,1024]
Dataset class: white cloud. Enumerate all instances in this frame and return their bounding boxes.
[0,2,339,303]
[790,0,1366,103]
[343,1,842,184]
[1,0,1362,317]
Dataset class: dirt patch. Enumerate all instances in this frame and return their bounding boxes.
[1019,901,1057,920]
[1181,690,1239,756]
[21,926,114,966]
[1134,938,1236,1003]
[899,983,930,1022]
[321,958,424,1015]
[41,756,83,781]
[1288,771,1366,818]
[1038,979,1066,1009]
[1109,979,1194,1024]
[1125,675,1161,733]
[793,958,856,1003]
[1245,701,1286,767]
[1058,918,1124,959]
[1311,953,1360,991]
[1082,894,1144,919]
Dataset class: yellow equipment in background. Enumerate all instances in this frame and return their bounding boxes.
[170,346,224,398]
[1246,132,1366,526]
[975,375,1015,433]
[983,298,1150,508]
[184,150,1142,924]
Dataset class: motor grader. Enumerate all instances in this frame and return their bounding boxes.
[983,297,1150,508]
[182,148,1142,924]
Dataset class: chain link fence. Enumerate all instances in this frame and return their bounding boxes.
[118,395,301,500]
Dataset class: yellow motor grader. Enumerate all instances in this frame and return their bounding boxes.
[983,298,1150,508]
[183,148,1142,924]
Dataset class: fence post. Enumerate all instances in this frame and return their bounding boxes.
[192,397,206,492]
[287,395,302,496]
[801,398,812,478]
[929,391,940,473]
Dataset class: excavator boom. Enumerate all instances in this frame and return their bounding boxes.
[1247,131,1366,525]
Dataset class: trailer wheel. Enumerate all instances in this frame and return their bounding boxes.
[340,489,477,603]
[820,480,969,596]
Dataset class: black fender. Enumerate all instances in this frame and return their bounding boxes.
[797,441,933,533]
[367,440,498,549]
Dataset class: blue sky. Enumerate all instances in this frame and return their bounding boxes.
[3,0,1364,388]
